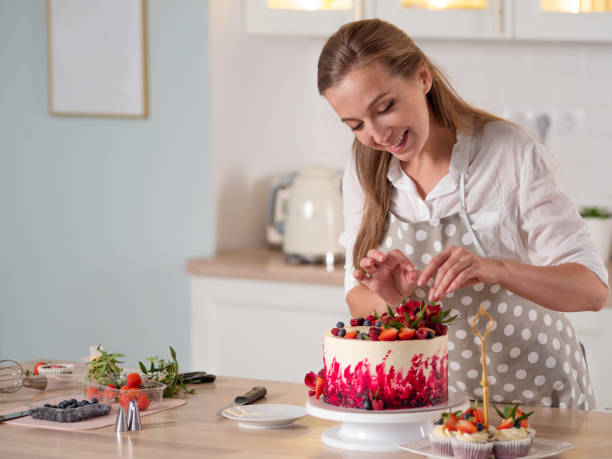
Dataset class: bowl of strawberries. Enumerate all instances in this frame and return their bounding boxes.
[81,372,165,411]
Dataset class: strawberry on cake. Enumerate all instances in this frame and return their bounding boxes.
[305,300,456,410]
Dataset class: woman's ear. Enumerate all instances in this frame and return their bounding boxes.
[417,64,432,95]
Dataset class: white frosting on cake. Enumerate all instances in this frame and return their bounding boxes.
[323,326,447,373]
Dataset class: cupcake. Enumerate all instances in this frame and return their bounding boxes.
[429,411,459,457]
[493,404,535,459]
[450,404,493,459]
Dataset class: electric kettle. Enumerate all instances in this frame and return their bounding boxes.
[267,166,344,265]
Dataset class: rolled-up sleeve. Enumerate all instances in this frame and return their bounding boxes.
[518,139,609,287]
[339,156,365,296]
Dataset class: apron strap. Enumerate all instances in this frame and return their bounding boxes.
[459,172,486,257]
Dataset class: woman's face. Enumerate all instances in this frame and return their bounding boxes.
[324,61,432,163]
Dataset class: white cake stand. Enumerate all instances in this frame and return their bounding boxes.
[305,394,469,452]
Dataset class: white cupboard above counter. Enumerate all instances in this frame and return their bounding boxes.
[243,0,612,41]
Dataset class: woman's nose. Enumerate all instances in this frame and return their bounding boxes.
[370,125,392,146]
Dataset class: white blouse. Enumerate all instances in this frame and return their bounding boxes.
[340,121,609,295]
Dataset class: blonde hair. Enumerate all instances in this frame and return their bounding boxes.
[317,19,502,270]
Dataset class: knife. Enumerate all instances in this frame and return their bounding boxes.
[0,409,32,422]
[216,386,267,416]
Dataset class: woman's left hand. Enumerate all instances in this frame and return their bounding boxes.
[417,245,502,302]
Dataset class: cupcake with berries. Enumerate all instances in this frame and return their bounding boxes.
[450,403,494,459]
[493,404,535,459]
[429,410,459,457]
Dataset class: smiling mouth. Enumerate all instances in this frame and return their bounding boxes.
[388,129,408,153]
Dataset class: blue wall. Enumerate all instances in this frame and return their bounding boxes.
[0,0,212,368]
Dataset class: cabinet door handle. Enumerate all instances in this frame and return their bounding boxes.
[493,0,504,35]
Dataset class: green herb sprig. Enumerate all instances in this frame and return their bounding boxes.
[86,345,125,385]
[138,346,194,398]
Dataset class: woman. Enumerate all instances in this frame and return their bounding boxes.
[318,19,609,410]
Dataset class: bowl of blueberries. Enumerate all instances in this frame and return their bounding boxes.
[26,396,111,423]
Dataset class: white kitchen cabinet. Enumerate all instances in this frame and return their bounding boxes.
[514,2,612,42]
[567,308,612,412]
[243,0,356,36]
[243,0,612,42]
[368,0,512,40]
[189,276,346,383]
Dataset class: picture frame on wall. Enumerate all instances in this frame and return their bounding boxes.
[46,0,148,118]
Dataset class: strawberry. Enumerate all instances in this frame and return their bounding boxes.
[344,331,358,339]
[103,384,117,401]
[85,386,100,400]
[126,372,142,389]
[515,408,529,428]
[457,420,478,434]
[371,399,384,410]
[119,388,141,410]
[398,328,416,340]
[445,413,459,431]
[304,371,317,389]
[137,393,150,411]
[33,362,46,375]
[315,377,324,399]
[497,417,514,430]
[378,328,398,341]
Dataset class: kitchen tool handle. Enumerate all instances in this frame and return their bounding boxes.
[234,386,267,404]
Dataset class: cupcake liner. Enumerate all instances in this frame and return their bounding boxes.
[450,438,494,459]
[493,437,533,459]
[493,429,536,459]
[429,435,453,457]
[37,364,74,375]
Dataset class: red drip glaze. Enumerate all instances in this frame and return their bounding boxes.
[323,351,448,409]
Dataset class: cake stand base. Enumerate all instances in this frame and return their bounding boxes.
[305,394,469,452]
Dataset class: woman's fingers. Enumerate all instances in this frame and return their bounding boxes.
[359,256,379,274]
[429,257,472,301]
[367,249,386,263]
[418,247,452,287]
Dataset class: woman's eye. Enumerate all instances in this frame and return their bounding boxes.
[350,123,364,132]
[378,100,394,114]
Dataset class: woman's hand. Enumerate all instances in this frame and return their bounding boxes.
[418,245,502,302]
[354,249,418,307]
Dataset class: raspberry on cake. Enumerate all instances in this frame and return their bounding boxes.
[305,300,456,410]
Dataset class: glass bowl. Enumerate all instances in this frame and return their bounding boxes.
[80,374,165,411]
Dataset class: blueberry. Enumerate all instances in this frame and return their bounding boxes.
[43,403,52,408]
[358,332,368,340]
[91,398,98,404]
[363,320,372,326]
[436,418,444,425]
[476,423,484,431]
[514,421,521,428]
[338,328,347,337]
[363,399,372,410]
[69,399,77,405]
[336,321,345,328]
[357,318,364,326]
[426,332,434,339]
[375,320,382,327]
[58,402,66,409]
[464,412,471,420]
[103,405,111,415]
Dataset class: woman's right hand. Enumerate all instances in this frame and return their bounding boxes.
[354,249,418,307]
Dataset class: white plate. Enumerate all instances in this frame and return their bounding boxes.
[222,404,307,429]
[399,437,575,458]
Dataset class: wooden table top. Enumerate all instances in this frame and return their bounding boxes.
[2,373,612,458]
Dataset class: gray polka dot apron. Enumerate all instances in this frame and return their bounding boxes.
[379,172,595,410]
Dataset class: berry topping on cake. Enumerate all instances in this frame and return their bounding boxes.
[494,403,534,430]
[435,411,460,431]
[457,419,478,434]
[329,300,456,340]
[461,400,485,424]
[315,377,324,399]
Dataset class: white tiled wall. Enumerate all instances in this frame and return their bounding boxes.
[420,40,612,209]
[210,2,612,251]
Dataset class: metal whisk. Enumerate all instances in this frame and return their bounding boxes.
[0,360,47,393]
